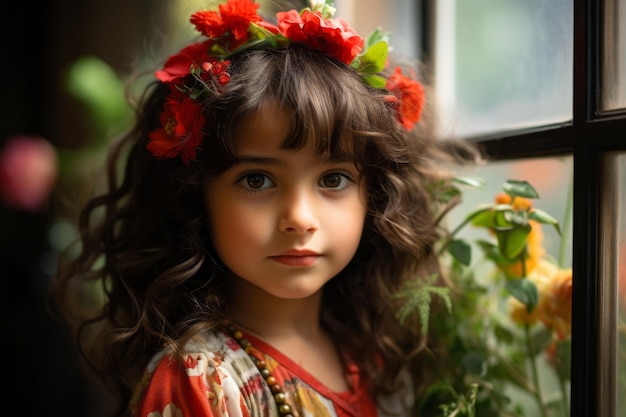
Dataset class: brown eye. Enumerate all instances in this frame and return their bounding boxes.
[321,174,341,188]
[237,173,274,190]
[319,173,352,190]
[246,174,266,189]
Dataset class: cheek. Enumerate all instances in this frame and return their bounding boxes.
[326,206,365,234]
[207,199,270,259]
[326,191,368,248]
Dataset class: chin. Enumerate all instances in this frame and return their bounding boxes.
[266,284,325,300]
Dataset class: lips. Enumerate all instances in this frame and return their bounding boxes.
[269,249,321,267]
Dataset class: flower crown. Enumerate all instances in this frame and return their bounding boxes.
[148,0,425,164]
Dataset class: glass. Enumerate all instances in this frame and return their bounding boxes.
[435,0,574,138]
[598,152,626,417]
[601,0,626,111]
[335,0,420,58]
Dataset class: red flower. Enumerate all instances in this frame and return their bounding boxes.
[201,60,232,85]
[191,0,262,49]
[385,67,425,130]
[276,9,364,64]
[147,94,205,164]
[155,41,213,83]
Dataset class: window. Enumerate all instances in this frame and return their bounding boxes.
[435,0,626,415]
[341,0,626,415]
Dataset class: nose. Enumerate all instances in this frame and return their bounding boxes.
[278,188,319,234]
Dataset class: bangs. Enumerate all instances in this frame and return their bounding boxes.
[215,47,394,166]
[275,48,370,160]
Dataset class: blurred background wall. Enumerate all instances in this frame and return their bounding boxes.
[1,1,161,415]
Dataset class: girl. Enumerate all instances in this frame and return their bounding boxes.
[53,1,477,416]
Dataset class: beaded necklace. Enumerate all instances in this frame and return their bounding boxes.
[224,322,294,417]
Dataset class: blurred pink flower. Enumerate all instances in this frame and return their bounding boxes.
[0,135,58,212]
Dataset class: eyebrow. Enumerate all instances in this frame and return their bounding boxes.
[231,155,283,166]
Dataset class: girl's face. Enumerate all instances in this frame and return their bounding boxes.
[203,103,367,301]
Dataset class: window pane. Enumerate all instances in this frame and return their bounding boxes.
[336,0,420,58]
[435,0,573,138]
[601,0,626,111]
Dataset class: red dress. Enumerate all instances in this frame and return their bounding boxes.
[131,329,410,417]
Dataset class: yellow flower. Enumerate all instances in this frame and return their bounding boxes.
[508,259,555,325]
[542,266,572,338]
[509,297,541,325]
[508,260,572,339]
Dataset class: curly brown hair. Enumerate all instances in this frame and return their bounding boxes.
[53,46,478,416]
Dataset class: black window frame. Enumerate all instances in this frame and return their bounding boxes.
[421,0,626,416]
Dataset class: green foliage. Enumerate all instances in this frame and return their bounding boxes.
[448,239,472,266]
[394,274,452,337]
[421,382,478,417]
[64,55,131,142]
[529,209,561,235]
[503,179,540,199]
[352,40,388,88]
[506,279,538,312]
[402,178,571,417]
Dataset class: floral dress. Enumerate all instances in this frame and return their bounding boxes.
[131,329,412,417]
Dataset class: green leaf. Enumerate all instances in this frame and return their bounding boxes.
[188,88,204,100]
[354,41,388,75]
[529,208,562,235]
[361,74,387,89]
[496,224,530,260]
[394,275,452,336]
[466,204,498,227]
[505,210,529,227]
[247,23,288,43]
[470,211,495,228]
[319,0,337,19]
[364,27,391,49]
[505,278,538,311]
[469,204,518,229]
[448,239,472,266]
[453,176,485,188]
[491,204,527,229]
[503,179,540,199]
[437,187,461,204]
[476,240,508,264]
